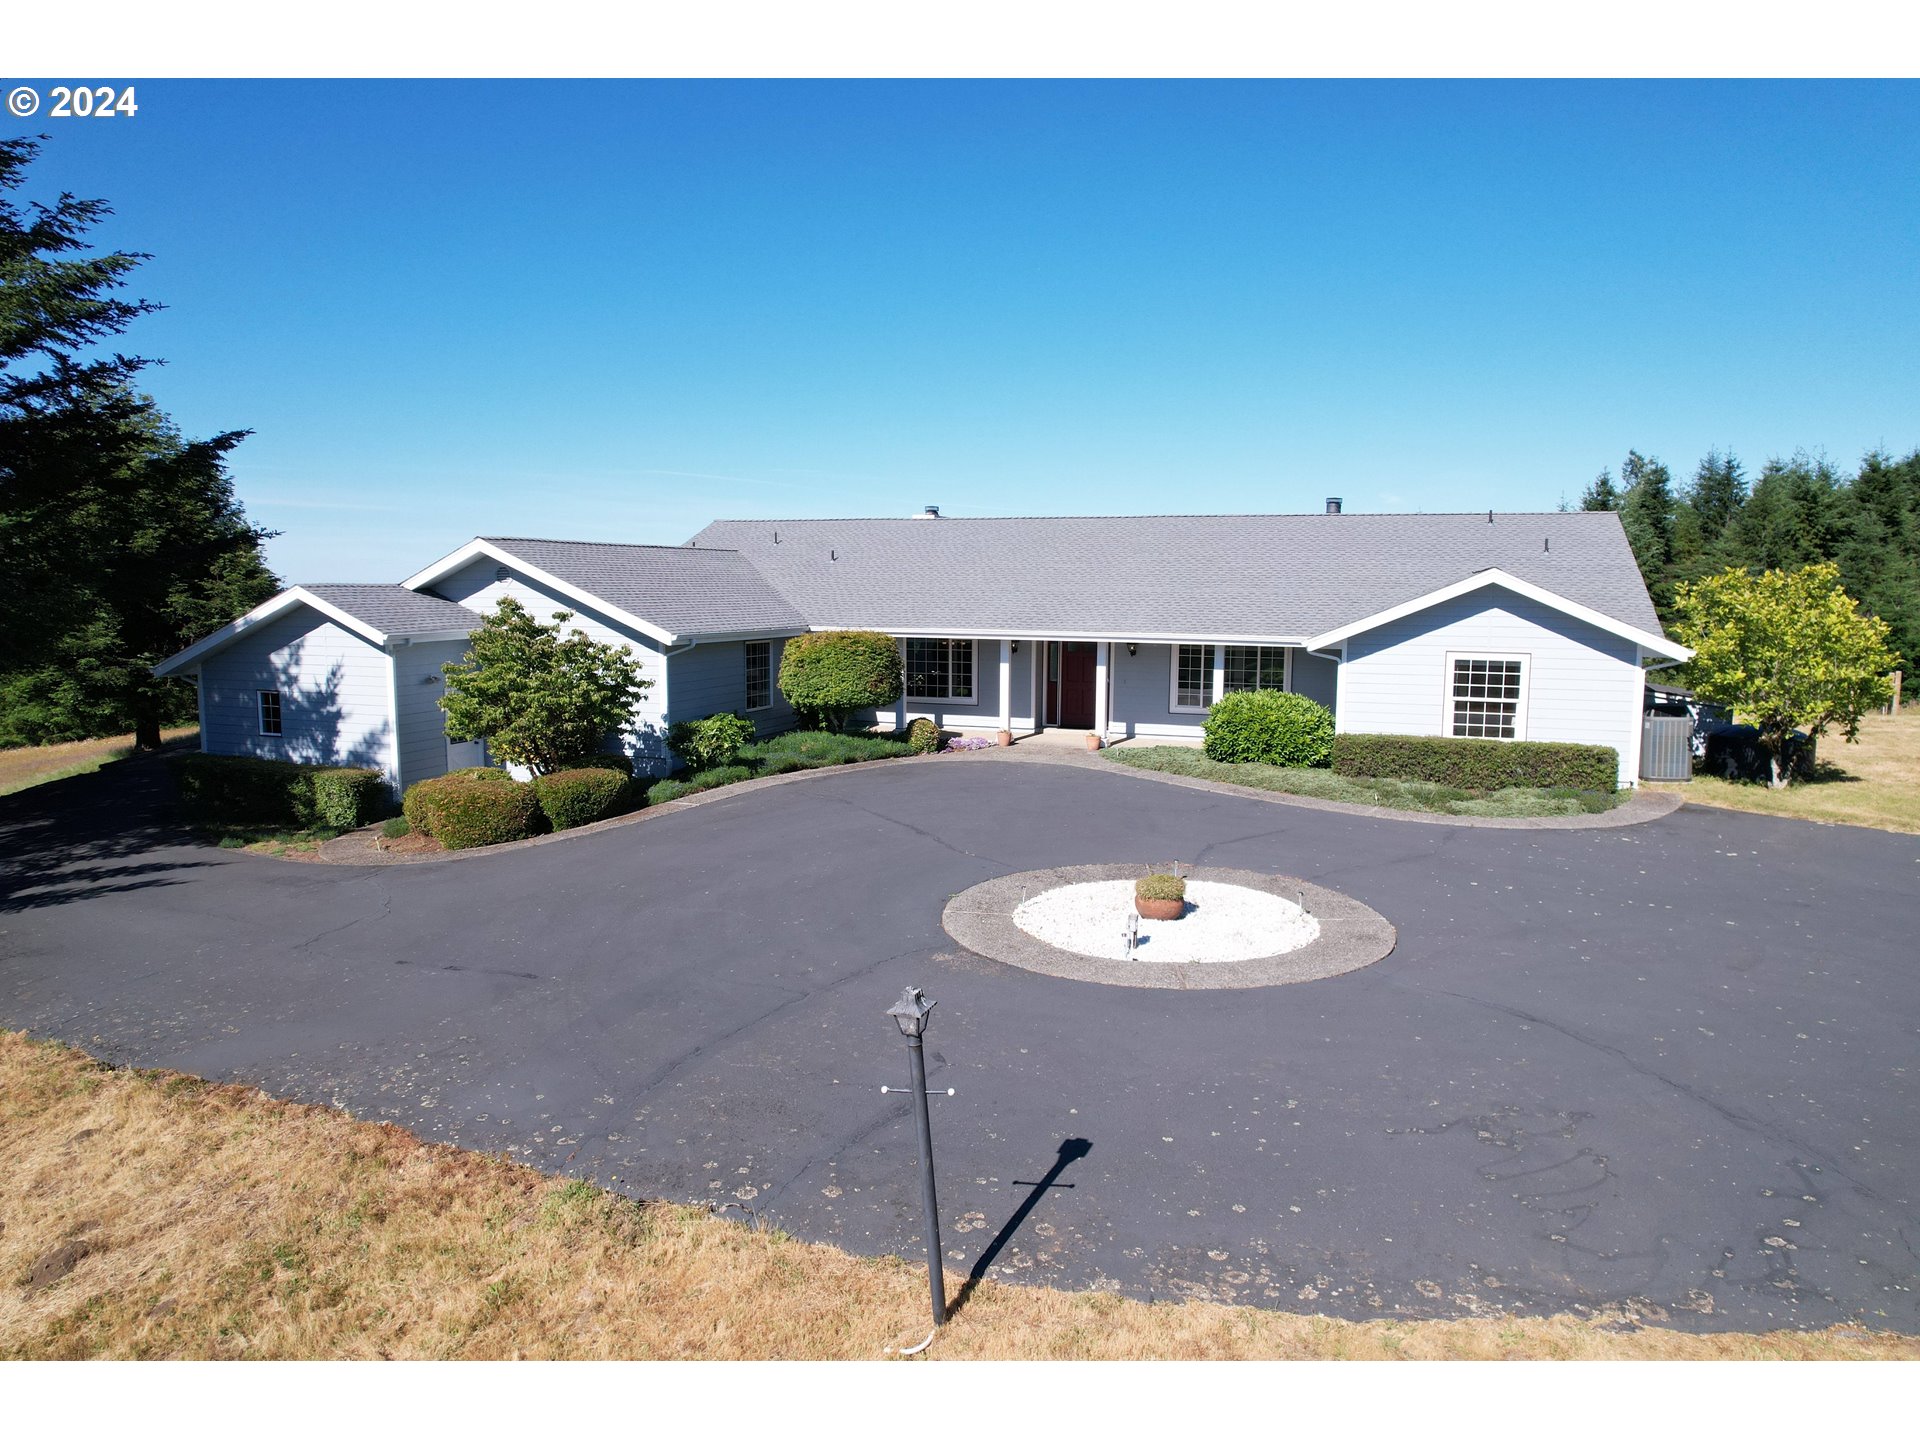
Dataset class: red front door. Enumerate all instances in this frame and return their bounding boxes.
[1058,643,1096,728]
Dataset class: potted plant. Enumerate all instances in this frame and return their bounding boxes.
[997,728,1013,747]
[1135,872,1186,921]
[1084,732,1103,751]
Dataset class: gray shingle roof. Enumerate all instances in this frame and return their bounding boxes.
[476,538,811,639]
[303,584,479,637]
[687,511,1666,639]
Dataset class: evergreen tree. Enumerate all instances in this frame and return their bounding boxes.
[1579,469,1619,511]
[1685,449,1748,543]
[1618,450,1679,620]
[0,136,278,747]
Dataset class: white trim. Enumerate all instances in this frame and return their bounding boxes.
[1169,643,1215,714]
[403,538,681,646]
[193,671,208,752]
[1094,641,1111,737]
[1305,568,1691,661]
[257,688,284,737]
[902,636,980,706]
[153,586,391,677]
[998,639,1012,731]
[1443,651,1532,742]
[818,624,1310,646]
[743,639,773,713]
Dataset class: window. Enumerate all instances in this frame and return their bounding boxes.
[1449,656,1526,739]
[744,641,771,710]
[1171,644,1214,712]
[1223,645,1288,693]
[258,689,283,736]
[905,638,975,702]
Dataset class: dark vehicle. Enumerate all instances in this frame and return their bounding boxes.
[1700,723,1816,783]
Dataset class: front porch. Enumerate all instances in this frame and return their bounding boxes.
[879,637,1337,744]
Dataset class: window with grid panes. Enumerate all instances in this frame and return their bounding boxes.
[1450,657,1523,739]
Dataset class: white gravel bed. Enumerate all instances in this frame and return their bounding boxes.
[1012,880,1320,963]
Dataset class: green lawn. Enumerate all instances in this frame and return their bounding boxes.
[1104,746,1625,817]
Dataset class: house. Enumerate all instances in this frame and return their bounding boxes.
[153,504,1690,794]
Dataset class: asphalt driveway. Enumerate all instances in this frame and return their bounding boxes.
[3,754,1916,1332]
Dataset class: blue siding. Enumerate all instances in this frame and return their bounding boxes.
[197,606,397,785]
[664,637,799,737]
[431,557,672,771]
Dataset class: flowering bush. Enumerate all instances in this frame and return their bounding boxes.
[945,735,995,751]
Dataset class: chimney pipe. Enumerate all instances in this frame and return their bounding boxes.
[914,504,941,519]
[1325,497,1342,515]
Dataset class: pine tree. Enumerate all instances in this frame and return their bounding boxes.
[0,137,279,747]
[1618,450,1679,620]
[1580,469,1619,511]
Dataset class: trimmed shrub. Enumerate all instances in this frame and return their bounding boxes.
[403,767,510,837]
[425,774,544,850]
[740,731,914,769]
[532,767,632,831]
[905,717,942,754]
[643,764,752,807]
[172,754,391,828]
[667,712,756,772]
[1330,734,1619,793]
[1202,691,1335,767]
[1136,873,1186,902]
[572,752,634,777]
[381,816,411,840]
[777,630,903,732]
[310,768,390,828]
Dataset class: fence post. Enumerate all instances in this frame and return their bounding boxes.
[1891,670,1903,715]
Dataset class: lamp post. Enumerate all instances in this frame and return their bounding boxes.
[886,985,946,1330]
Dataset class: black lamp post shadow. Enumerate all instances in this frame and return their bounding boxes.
[885,985,948,1343]
[948,1136,1092,1321]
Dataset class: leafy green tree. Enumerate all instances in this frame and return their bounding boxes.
[440,598,651,775]
[1,136,278,747]
[777,630,902,732]
[1673,563,1897,788]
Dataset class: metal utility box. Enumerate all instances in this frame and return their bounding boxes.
[1640,713,1694,782]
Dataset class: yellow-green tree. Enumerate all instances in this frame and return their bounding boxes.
[1673,562,1897,787]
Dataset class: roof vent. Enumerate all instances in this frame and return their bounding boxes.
[1324,497,1342,515]
[914,505,941,519]
[494,566,511,583]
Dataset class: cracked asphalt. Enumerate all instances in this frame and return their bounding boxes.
[3,752,1916,1332]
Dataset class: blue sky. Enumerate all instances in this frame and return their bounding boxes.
[16,79,1919,583]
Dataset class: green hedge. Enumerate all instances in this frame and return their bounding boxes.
[667,712,756,771]
[777,630,902,730]
[420,774,544,850]
[532,767,632,831]
[1330,734,1619,792]
[403,766,510,836]
[573,752,634,777]
[172,754,391,828]
[643,764,753,806]
[905,717,942,754]
[1202,691,1335,767]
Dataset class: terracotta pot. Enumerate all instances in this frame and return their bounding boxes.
[997,729,1013,747]
[1084,732,1103,751]
[1135,896,1185,921]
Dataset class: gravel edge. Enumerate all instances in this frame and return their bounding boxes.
[942,864,1397,991]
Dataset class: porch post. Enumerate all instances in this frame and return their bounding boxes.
[1211,644,1226,705]
[998,638,1012,734]
[1029,637,1041,733]
[895,638,907,734]
[1094,641,1110,739]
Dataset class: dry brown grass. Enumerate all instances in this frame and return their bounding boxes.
[1653,709,1920,834]
[1,1031,1911,1361]
[0,727,196,797]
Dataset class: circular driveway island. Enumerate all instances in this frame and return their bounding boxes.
[3,753,1916,1334]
